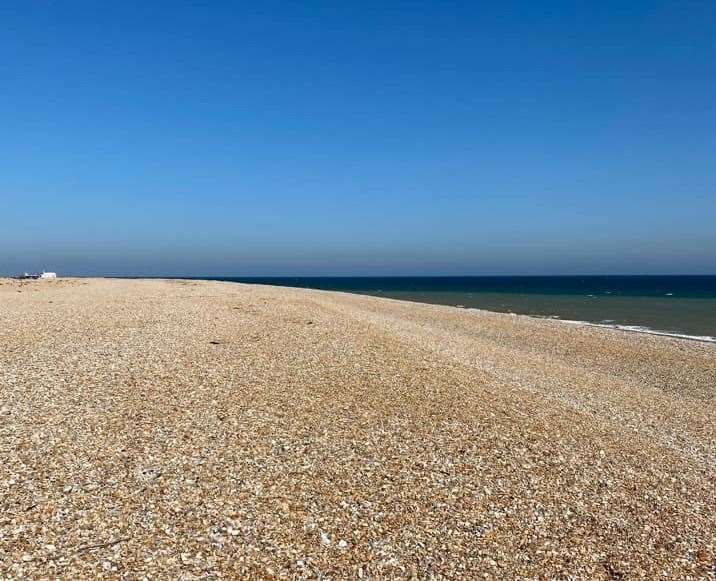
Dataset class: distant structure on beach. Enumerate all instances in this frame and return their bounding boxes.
[14,271,57,280]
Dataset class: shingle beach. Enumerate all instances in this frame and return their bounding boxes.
[1,278,714,579]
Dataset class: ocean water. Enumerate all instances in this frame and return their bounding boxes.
[197,276,716,341]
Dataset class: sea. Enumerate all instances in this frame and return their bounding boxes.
[191,276,716,342]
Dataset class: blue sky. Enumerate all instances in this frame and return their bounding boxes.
[2,1,714,275]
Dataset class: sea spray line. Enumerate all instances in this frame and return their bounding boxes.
[558,319,716,343]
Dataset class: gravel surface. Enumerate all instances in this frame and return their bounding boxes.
[1,277,715,579]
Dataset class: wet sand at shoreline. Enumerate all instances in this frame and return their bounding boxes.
[1,278,714,578]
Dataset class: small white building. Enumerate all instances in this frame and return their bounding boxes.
[40,271,57,279]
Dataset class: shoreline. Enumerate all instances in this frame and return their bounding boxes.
[5,276,716,343]
[7,275,716,344]
[556,318,716,343]
[200,277,716,345]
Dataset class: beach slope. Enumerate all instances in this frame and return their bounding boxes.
[1,278,714,578]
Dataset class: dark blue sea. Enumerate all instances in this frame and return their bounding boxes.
[187,276,716,340]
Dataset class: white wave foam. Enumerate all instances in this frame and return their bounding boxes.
[559,319,716,343]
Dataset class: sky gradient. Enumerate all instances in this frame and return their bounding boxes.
[2,1,715,276]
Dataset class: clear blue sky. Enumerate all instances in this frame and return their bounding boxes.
[2,1,714,276]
